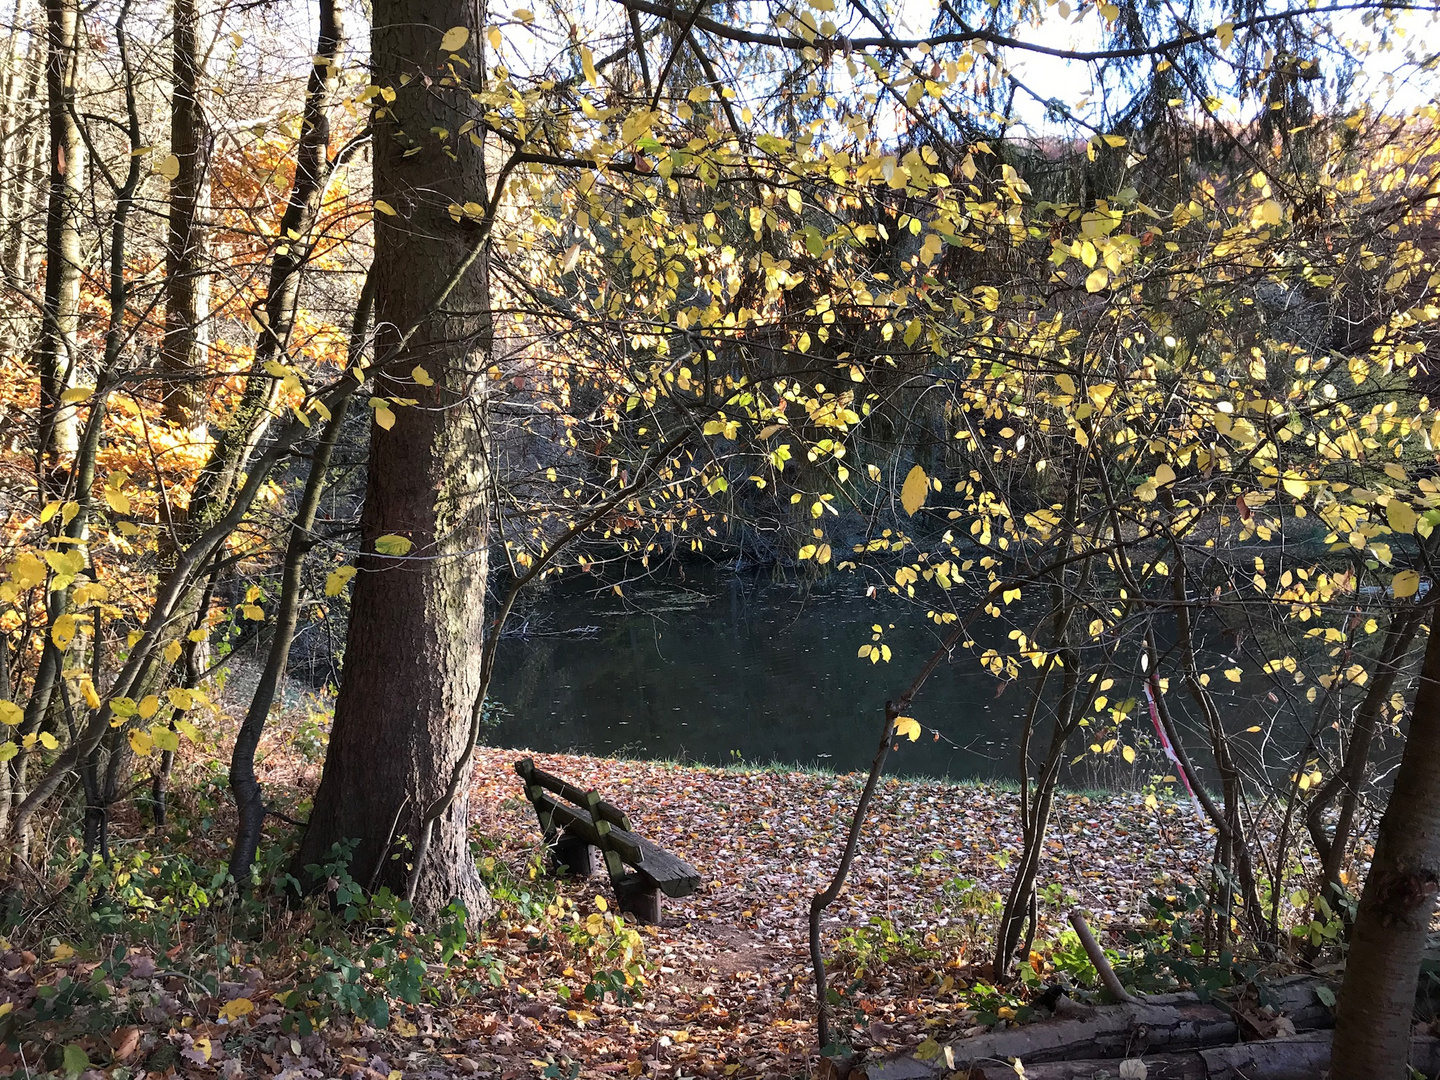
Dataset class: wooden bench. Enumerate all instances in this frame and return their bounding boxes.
[514,757,700,923]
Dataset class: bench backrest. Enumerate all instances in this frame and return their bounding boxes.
[514,758,632,831]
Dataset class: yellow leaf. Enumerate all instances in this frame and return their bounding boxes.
[595,895,608,912]
[1282,474,1308,499]
[580,44,598,86]
[218,997,255,1023]
[411,365,434,386]
[1258,199,1283,226]
[374,199,398,216]
[51,613,77,650]
[1122,745,1136,763]
[900,465,929,517]
[59,386,93,404]
[914,1038,942,1062]
[1085,267,1109,293]
[151,725,179,753]
[325,565,357,596]
[1225,668,1242,683]
[0,701,20,726]
[439,25,470,52]
[1393,570,1420,599]
[893,716,921,742]
[137,695,160,720]
[375,534,413,556]
[1387,499,1417,535]
[155,154,180,181]
[1216,20,1234,48]
[128,728,154,756]
[374,404,397,430]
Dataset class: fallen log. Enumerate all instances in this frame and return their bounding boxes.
[863,977,1337,1080]
[952,1032,1440,1080]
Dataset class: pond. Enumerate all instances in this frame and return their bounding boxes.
[485,565,1294,785]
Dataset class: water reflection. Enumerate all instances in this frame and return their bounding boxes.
[489,568,1041,779]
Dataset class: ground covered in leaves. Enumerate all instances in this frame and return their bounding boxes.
[1,739,1213,1080]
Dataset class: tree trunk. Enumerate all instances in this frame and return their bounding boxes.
[182,0,342,537]
[37,0,82,465]
[159,0,210,428]
[229,269,372,884]
[1331,617,1440,1080]
[292,0,493,922]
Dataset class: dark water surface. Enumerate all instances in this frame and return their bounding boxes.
[489,568,1096,781]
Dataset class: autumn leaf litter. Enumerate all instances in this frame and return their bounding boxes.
[0,745,1210,1080]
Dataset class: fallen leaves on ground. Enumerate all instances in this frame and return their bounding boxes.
[0,742,1212,1080]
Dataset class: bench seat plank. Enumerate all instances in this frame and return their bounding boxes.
[532,792,700,898]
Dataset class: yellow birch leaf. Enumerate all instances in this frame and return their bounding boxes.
[51,614,77,650]
[1392,570,1420,599]
[1387,499,1417,534]
[375,534,413,556]
[439,26,470,52]
[901,465,929,516]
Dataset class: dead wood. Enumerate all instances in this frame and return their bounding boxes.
[954,1033,1440,1080]
[864,977,1338,1079]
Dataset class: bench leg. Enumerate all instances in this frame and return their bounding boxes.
[552,833,599,878]
[615,877,663,924]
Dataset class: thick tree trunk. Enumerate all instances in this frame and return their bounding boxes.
[36,0,82,465]
[159,0,210,428]
[1331,617,1440,1080]
[293,0,493,922]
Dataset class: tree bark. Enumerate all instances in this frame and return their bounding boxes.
[36,0,83,466]
[292,0,494,922]
[1331,617,1440,1080]
[159,0,210,428]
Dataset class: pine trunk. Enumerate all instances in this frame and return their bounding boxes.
[1331,614,1440,1079]
[293,0,493,922]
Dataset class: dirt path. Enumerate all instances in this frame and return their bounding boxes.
[452,748,1211,1078]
